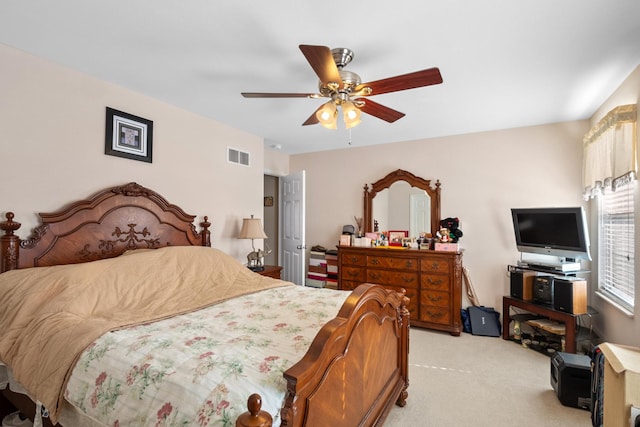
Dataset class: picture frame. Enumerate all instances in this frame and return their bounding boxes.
[388,230,408,246]
[105,107,153,163]
[339,235,352,246]
[264,196,274,207]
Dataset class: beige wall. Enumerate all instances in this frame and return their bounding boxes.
[587,65,640,346]
[0,44,265,262]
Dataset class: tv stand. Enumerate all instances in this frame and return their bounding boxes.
[503,296,581,353]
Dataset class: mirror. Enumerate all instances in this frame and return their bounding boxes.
[364,169,441,237]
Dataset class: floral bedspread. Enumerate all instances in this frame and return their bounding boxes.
[64,285,350,427]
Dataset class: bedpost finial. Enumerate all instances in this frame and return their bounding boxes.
[1,212,21,235]
[200,216,211,248]
[235,393,272,427]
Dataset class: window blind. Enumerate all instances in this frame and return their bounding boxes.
[598,180,635,311]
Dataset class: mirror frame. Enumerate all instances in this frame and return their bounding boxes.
[363,169,441,236]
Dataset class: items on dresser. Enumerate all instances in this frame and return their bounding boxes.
[338,246,463,335]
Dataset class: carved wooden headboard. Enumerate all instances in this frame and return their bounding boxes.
[0,182,211,273]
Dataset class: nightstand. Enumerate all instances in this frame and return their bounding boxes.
[257,265,282,279]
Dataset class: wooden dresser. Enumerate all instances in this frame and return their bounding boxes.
[338,246,463,335]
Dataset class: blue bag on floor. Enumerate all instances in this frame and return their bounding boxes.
[468,306,501,337]
[460,308,472,333]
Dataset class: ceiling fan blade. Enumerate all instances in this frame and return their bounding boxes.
[357,98,406,123]
[356,67,443,96]
[302,107,321,126]
[299,44,343,88]
[241,92,319,98]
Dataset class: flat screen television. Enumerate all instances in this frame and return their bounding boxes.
[511,207,591,261]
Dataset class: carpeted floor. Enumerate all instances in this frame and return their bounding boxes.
[384,328,592,426]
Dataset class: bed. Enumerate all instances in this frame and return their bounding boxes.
[0,182,409,427]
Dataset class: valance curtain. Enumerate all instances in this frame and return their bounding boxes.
[583,104,637,199]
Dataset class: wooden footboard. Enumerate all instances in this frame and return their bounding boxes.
[281,283,409,427]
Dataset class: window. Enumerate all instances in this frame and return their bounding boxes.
[598,179,635,312]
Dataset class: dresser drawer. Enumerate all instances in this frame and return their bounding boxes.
[421,290,450,307]
[421,274,450,291]
[341,252,366,266]
[368,256,418,271]
[340,280,361,291]
[367,269,419,289]
[419,305,451,326]
[420,258,451,274]
[341,266,365,282]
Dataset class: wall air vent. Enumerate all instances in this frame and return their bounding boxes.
[227,147,250,166]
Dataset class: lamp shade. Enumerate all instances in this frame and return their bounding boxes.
[238,215,268,239]
[316,101,338,129]
[342,100,361,129]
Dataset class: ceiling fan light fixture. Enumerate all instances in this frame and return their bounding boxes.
[316,101,337,129]
[242,45,442,131]
[342,100,361,129]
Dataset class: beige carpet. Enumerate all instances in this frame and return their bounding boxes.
[384,328,592,426]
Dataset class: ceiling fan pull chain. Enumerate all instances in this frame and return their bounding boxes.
[348,128,352,145]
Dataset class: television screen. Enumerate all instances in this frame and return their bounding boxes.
[511,207,591,261]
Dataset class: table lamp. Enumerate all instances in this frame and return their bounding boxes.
[238,214,268,271]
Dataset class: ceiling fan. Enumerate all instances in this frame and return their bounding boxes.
[241,44,443,130]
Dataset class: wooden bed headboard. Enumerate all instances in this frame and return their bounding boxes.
[0,182,211,273]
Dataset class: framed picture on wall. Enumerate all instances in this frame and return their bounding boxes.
[388,230,408,246]
[105,107,153,163]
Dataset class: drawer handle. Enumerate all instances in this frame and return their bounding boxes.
[427,278,444,285]
[405,260,414,268]
[349,256,359,263]
[402,276,415,284]
[429,262,440,270]
[428,295,444,302]
[425,310,444,319]
[370,258,380,265]
[370,272,381,280]
[347,270,360,278]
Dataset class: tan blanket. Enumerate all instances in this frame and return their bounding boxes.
[0,246,289,423]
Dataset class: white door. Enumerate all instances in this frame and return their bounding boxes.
[280,170,305,285]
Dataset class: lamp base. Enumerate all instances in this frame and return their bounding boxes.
[248,266,265,272]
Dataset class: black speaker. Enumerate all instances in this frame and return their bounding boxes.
[550,352,591,410]
[553,278,588,314]
[510,269,536,300]
[533,276,554,305]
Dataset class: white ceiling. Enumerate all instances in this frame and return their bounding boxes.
[2,1,640,155]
